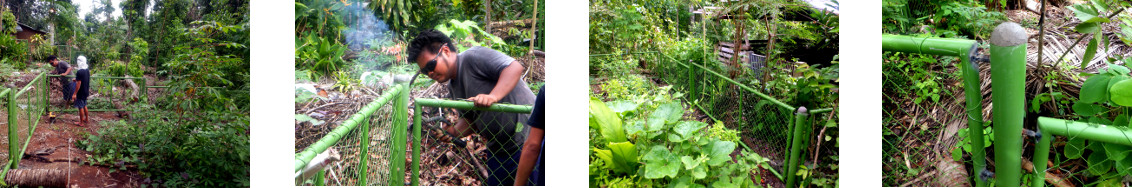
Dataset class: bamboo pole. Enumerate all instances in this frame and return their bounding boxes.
[411,98,422,186]
[357,115,370,186]
[390,84,409,186]
[1032,128,1052,187]
[8,89,16,169]
[785,107,809,188]
[990,22,1027,187]
[413,98,533,113]
[1037,117,1132,146]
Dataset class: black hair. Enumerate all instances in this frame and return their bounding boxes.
[406,29,459,64]
[47,55,57,62]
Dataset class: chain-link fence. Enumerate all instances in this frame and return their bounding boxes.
[1029,117,1132,187]
[411,98,535,186]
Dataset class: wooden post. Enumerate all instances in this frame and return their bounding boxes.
[528,0,539,54]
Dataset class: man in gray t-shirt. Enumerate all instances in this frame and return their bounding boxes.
[407,29,535,186]
[48,55,75,101]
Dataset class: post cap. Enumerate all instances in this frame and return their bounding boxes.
[991,22,1027,47]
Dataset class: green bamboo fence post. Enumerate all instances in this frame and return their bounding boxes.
[1037,117,1132,145]
[8,90,16,169]
[411,99,422,186]
[786,106,808,188]
[880,34,988,186]
[357,115,371,186]
[990,22,1027,187]
[1032,129,1051,187]
[390,84,408,186]
[315,170,325,186]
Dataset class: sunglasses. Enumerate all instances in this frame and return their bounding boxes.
[420,44,447,75]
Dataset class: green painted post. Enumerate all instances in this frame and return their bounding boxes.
[1032,129,1051,187]
[785,107,809,188]
[990,22,1027,187]
[880,34,987,186]
[357,116,370,186]
[314,170,325,186]
[414,98,534,113]
[390,84,408,186]
[8,90,16,169]
[411,99,422,186]
[1037,117,1132,146]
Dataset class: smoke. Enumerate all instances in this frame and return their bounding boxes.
[340,2,390,51]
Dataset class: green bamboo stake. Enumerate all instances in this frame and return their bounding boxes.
[786,107,809,188]
[411,99,422,186]
[990,22,1028,187]
[1037,117,1132,146]
[1032,128,1051,187]
[8,89,17,169]
[390,84,409,186]
[357,115,370,186]
[414,98,533,113]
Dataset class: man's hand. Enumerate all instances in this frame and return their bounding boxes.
[468,94,500,107]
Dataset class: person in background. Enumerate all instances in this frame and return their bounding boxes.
[48,55,74,102]
[515,86,544,186]
[407,29,536,186]
[72,56,91,127]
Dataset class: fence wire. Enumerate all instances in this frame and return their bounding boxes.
[313,105,396,186]
[413,98,535,186]
[0,72,48,173]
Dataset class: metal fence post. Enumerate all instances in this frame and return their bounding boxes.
[786,106,808,188]
[990,22,1027,187]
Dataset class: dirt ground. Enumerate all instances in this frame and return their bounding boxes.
[19,109,147,188]
[4,68,148,187]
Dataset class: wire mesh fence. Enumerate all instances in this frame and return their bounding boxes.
[411,98,535,186]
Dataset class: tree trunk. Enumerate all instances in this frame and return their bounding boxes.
[4,169,67,187]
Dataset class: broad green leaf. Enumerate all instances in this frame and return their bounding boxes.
[607,142,639,173]
[1110,79,1132,106]
[1109,63,1131,75]
[624,120,645,138]
[681,155,702,170]
[1071,4,1107,24]
[1115,155,1132,175]
[706,140,737,166]
[1073,102,1104,116]
[590,97,626,142]
[1066,137,1087,159]
[606,100,640,117]
[646,102,684,132]
[1103,143,1132,161]
[690,165,707,179]
[1081,72,1112,103]
[1077,22,1101,33]
[643,146,680,179]
[711,175,739,188]
[1091,0,1109,13]
[669,121,707,142]
[594,149,614,169]
[1082,32,1100,69]
[1087,152,1114,176]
